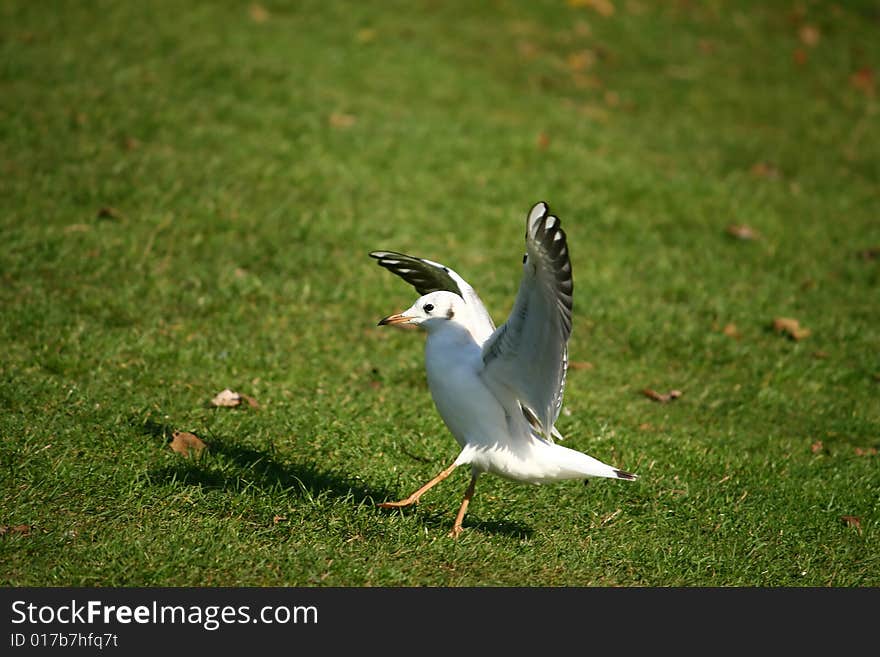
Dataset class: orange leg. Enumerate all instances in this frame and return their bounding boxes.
[448,473,479,538]
[377,462,457,509]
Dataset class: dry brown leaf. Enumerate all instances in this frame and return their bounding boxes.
[569,361,594,371]
[273,515,287,524]
[0,525,32,537]
[798,24,820,47]
[811,440,824,454]
[854,447,878,457]
[97,206,123,220]
[212,388,242,407]
[857,247,880,261]
[773,317,811,340]
[850,67,875,96]
[638,422,653,431]
[750,162,781,179]
[840,515,862,533]
[725,224,759,240]
[722,323,740,339]
[211,389,260,409]
[642,388,682,403]
[567,0,615,16]
[567,50,596,72]
[241,393,261,409]
[170,431,207,457]
[536,131,550,150]
[329,112,356,128]
[249,3,269,23]
[793,48,808,66]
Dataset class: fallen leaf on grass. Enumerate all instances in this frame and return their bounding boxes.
[840,515,862,533]
[722,323,741,339]
[798,24,820,47]
[536,131,551,150]
[567,0,615,16]
[642,388,682,403]
[773,317,811,340]
[212,388,241,407]
[96,206,123,220]
[241,394,260,408]
[849,67,875,96]
[0,525,32,537]
[567,50,596,72]
[810,440,824,454]
[273,516,287,525]
[329,112,356,128]
[169,431,207,457]
[750,162,781,179]
[725,224,759,240]
[249,3,269,23]
[211,388,260,409]
[854,447,878,457]
[569,361,594,370]
[792,48,808,66]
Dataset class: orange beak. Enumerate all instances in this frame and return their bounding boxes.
[378,312,411,327]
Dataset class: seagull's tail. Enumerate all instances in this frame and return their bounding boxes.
[550,443,638,482]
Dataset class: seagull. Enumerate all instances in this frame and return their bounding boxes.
[371,201,637,537]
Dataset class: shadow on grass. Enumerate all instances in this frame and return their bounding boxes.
[461,517,533,540]
[136,418,387,505]
[136,418,535,538]
[396,505,534,540]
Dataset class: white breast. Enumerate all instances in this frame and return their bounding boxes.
[424,323,506,450]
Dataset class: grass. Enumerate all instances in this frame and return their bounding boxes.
[1,0,878,586]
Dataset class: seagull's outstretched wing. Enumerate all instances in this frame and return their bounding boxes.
[480,202,573,441]
[369,250,496,341]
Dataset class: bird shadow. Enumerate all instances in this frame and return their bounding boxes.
[136,418,389,505]
[406,506,534,540]
[136,417,535,538]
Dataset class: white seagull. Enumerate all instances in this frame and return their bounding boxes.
[372,201,636,537]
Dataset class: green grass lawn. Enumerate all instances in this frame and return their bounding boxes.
[1,0,878,586]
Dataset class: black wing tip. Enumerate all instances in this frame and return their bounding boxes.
[614,469,638,481]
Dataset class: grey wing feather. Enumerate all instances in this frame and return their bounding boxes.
[370,250,496,341]
[480,202,573,441]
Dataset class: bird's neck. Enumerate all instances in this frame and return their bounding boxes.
[425,321,482,357]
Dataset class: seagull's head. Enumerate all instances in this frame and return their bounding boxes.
[377,291,467,334]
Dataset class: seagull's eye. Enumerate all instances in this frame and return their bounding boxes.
[423,303,434,313]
